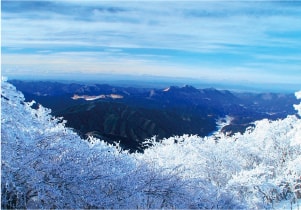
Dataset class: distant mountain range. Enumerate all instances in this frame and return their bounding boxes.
[10,80,298,152]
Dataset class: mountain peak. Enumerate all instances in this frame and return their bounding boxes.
[181,85,199,92]
[163,85,199,93]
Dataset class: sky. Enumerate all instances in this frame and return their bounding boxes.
[1,0,301,91]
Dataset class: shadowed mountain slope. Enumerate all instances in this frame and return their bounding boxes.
[10,80,298,151]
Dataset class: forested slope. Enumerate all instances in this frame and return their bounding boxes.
[1,79,301,209]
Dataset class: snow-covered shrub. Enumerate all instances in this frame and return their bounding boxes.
[1,80,208,208]
[1,78,301,209]
[1,81,138,208]
[137,92,301,209]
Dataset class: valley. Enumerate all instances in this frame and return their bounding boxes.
[10,80,298,151]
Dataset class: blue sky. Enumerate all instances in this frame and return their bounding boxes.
[1,0,301,90]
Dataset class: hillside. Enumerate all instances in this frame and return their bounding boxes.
[1,79,301,209]
[10,80,298,151]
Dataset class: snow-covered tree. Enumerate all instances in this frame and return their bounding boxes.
[1,78,301,209]
[1,80,138,208]
[136,89,301,209]
[1,79,204,208]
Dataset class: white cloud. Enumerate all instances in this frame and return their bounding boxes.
[3,2,300,51]
[2,1,301,85]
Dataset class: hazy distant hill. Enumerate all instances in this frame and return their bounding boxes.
[10,80,298,151]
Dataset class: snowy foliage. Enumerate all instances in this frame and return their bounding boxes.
[1,81,137,208]
[294,91,301,116]
[1,79,301,209]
